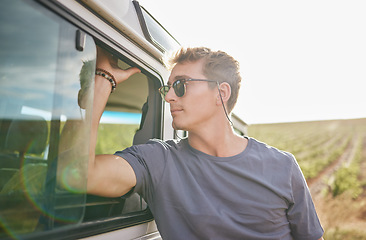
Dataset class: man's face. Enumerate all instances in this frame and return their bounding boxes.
[166,60,217,131]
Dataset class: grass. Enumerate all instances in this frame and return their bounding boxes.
[248,118,366,180]
[96,123,139,155]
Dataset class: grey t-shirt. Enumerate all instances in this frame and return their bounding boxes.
[115,137,323,240]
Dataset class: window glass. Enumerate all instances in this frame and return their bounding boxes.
[134,1,180,53]
[174,130,187,140]
[0,0,158,238]
[0,0,95,237]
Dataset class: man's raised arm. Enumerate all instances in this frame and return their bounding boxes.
[86,47,141,197]
[57,47,140,197]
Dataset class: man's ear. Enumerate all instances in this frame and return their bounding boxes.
[216,82,231,106]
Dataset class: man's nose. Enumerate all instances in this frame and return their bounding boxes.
[165,86,177,102]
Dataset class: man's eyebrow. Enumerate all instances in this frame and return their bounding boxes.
[174,75,191,80]
[168,75,191,85]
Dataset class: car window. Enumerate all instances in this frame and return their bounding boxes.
[0,0,95,237]
[0,0,157,238]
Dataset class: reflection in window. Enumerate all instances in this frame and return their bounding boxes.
[0,0,95,237]
[0,0,155,238]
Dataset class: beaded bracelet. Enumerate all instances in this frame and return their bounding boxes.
[95,68,117,93]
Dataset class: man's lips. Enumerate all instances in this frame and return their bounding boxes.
[170,108,183,115]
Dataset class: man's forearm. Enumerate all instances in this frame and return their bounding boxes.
[89,75,114,162]
[56,74,111,191]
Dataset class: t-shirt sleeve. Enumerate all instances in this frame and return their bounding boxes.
[114,139,170,201]
[287,155,324,240]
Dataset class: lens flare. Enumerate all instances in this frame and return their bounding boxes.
[0,144,86,238]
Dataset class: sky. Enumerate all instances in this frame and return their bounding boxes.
[140,0,366,124]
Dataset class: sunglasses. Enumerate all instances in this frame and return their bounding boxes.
[158,78,218,99]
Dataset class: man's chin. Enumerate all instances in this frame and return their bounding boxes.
[172,121,185,131]
[172,122,179,130]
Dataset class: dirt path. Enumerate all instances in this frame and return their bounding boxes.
[307,134,358,196]
[358,135,366,194]
[307,133,366,238]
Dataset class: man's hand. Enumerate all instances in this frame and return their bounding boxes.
[96,46,140,85]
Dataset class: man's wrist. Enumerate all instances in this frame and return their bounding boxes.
[95,68,117,93]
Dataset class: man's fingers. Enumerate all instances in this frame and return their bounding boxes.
[116,67,141,83]
[125,67,141,76]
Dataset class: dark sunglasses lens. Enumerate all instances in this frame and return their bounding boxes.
[173,80,185,97]
[159,86,170,98]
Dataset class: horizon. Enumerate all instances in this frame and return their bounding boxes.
[246,116,366,125]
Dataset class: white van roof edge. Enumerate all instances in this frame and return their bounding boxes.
[78,0,165,60]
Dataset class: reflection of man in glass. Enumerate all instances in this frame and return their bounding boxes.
[78,59,95,110]
[71,47,324,240]
[56,58,96,193]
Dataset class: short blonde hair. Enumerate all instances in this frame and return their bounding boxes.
[168,47,242,113]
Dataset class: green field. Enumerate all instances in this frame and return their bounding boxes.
[95,123,139,155]
[248,118,366,239]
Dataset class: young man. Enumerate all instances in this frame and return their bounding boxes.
[88,47,324,239]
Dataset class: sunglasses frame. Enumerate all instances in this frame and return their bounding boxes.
[158,78,218,99]
[159,78,234,126]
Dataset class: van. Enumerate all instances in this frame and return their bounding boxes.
[0,0,247,239]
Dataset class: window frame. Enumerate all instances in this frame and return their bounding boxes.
[132,0,180,54]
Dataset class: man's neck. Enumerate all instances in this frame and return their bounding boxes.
[187,123,248,158]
